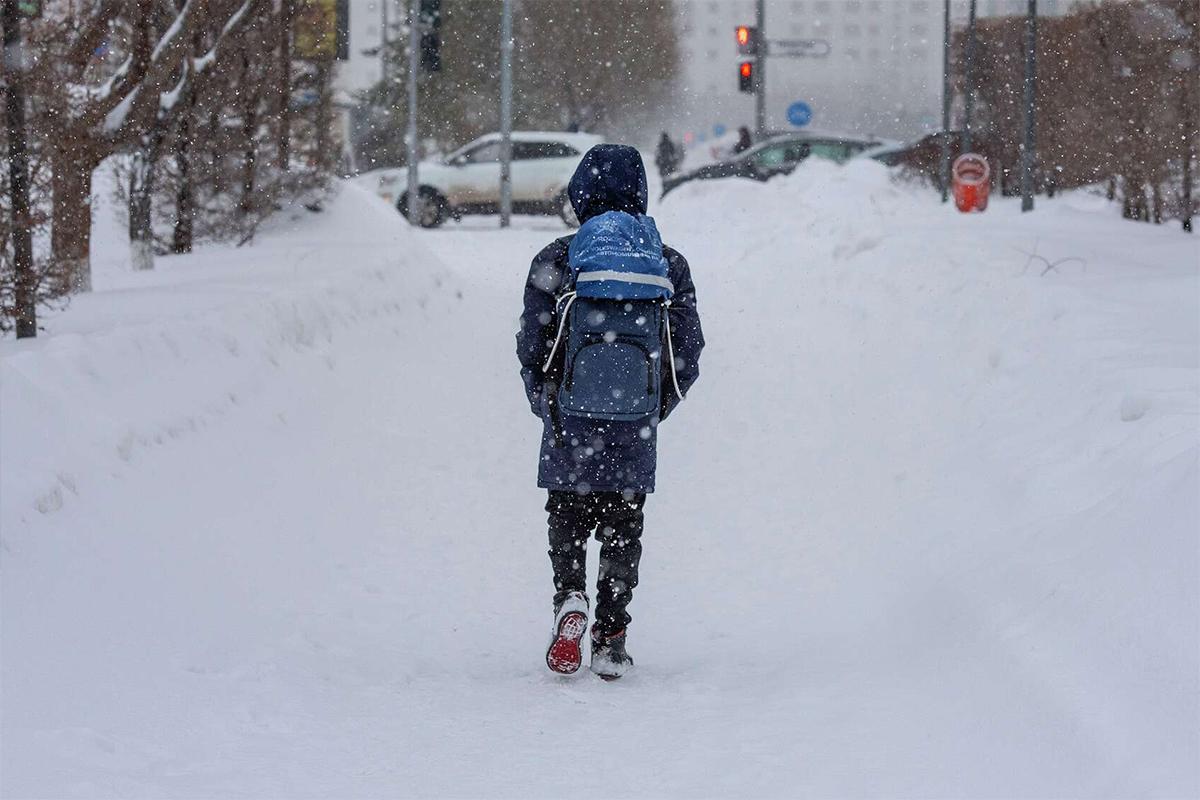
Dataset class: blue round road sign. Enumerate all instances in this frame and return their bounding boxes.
[787,101,813,128]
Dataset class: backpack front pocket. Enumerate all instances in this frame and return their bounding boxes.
[560,335,659,421]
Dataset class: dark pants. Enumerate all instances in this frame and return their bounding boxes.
[546,490,645,636]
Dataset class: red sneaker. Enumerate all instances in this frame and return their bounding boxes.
[545,591,589,675]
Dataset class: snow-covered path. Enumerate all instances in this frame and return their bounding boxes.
[3,166,1198,797]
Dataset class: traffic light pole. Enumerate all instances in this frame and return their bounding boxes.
[939,0,951,203]
[754,0,765,138]
[405,0,419,225]
[1020,0,1037,212]
[962,0,978,155]
[498,0,513,228]
[3,0,37,338]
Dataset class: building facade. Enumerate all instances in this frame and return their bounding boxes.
[671,0,1068,144]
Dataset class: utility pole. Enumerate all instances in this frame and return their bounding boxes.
[3,0,37,338]
[939,0,951,203]
[1020,0,1037,212]
[278,0,292,171]
[498,0,513,228]
[962,0,978,155]
[754,0,766,138]
[381,0,389,85]
[405,0,419,225]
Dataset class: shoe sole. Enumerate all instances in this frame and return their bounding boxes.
[545,611,587,675]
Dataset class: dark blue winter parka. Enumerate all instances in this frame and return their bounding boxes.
[516,145,704,494]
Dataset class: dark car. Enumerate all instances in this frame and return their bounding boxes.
[661,133,881,197]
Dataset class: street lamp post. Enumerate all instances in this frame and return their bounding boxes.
[940,0,951,203]
[1020,0,1037,212]
[405,0,419,225]
[962,0,978,155]
[754,0,766,138]
[499,0,513,228]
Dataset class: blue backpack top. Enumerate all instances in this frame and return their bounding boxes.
[543,211,683,422]
[567,211,673,301]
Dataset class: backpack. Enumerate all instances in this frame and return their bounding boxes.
[542,210,683,422]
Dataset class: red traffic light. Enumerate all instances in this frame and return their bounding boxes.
[735,24,759,56]
[738,61,754,93]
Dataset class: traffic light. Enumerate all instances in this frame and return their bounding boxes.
[735,25,759,56]
[419,0,441,72]
[738,61,754,93]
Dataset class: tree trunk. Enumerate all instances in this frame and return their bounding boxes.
[239,55,258,214]
[314,60,331,172]
[1182,0,1197,233]
[174,17,201,254]
[1184,152,1194,234]
[173,97,195,253]
[209,109,226,195]
[50,147,97,294]
[278,0,292,171]
[240,117,257,213]
[1151,182,1163,225]
[129,127,167,270]
[4,0,37,337]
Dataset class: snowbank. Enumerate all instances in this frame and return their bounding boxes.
[1,183,460,523]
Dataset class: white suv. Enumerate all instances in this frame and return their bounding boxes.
[376,131,602,228]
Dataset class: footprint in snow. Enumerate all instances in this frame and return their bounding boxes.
[1119,394,1150,422]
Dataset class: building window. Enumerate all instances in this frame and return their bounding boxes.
[868,23,879,36]
[845,23,862,36]
[845,47,861,60]
[845,0,862,12]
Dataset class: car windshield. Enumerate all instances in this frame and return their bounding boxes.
[748,141,809,167]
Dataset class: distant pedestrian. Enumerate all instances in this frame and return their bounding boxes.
[733,126,753,154]
[516,144,704,680]
[654,131,681,178]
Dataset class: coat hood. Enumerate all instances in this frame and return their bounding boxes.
[568,144,649,224]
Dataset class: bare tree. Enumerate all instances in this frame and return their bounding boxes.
[948,0,1197,227]
[20,0,260,292]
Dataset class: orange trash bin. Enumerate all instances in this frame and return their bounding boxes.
[952,153,991,213]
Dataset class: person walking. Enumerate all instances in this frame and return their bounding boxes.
[733,125,753,154]
[516,144,704,679]
[654,131,681,178]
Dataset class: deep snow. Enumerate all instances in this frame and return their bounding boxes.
[2,161,1197,798]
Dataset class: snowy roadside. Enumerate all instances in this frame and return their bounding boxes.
[1,182,460,526]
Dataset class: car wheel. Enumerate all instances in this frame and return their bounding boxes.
[397,188,448,228]
[557,192,579,228]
